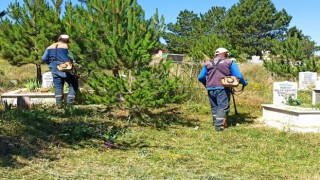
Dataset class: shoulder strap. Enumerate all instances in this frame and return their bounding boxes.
[210,58,223,72]
[210,58,228,76]
[211,58,223,67]
[55,44,58,62]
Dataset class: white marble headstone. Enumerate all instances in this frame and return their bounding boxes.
[250,55,263,64]
[251,56,260,61]
[42,72,53,88]
[312,89,320,105]
[315,80,320,90]
[273,81,298,105]
[315,76,320,89]
[299,71,317,90]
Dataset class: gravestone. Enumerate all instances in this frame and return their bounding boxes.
[315,77,320,89]
[312,89,320,105]
[251,55,260,61]
[166,54,184,63]
[273,81,298,105]
[250,55,263,64]
[299,71,317,90]
[312,77,320,104]
[42,72,53,88]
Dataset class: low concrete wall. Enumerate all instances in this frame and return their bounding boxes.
[261,104,320,133]
[1,88,56,108]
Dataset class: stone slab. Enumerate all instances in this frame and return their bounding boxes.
[42,72,53,88]
[1,88,57,106]
[273,81,297,105]
[312,89,320,105]
[299,71,317,90]
[261,104,320,133]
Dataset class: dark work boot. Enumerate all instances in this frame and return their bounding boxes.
[212,114,217,126]
[55,95,64,108]
[66,95,76,106]
[215,118,225,131]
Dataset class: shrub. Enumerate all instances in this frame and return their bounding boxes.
[25,79,41,91]
[263,57,320,78]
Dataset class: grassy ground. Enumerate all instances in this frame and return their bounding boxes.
[1,106,320,179]
[1,58,320,179]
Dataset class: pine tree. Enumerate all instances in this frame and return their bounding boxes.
[189,33,230,61]
[272,27,317,62]
[199,6,226,37]
[0,0,63,83]
[223,0,292,56]
[170,7,228,60]
[63,0,184,118]
[163,10,201,54]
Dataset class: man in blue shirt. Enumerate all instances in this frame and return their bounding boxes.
[198,47,248,131]
[42,35,78,107]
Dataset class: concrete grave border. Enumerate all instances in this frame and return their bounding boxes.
[261,104,320,133]
[1,88,58,108]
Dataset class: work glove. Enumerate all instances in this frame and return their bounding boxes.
[243,79,249,86]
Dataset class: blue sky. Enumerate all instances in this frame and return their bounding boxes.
[1,0,319,46]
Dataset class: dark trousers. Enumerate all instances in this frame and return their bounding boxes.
[208,88,231,130]
[51,68,79,106]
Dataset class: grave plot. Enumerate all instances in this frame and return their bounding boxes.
[261,80,320,133]
[1,88,57,109]
[261,104,320,133]
[1,72,58,108]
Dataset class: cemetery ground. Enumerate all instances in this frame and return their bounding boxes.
[1,58,320,179]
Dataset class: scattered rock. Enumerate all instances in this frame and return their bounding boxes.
[9,80,18,85]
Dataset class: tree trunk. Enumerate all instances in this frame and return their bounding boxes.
[128,69,133,94]
[36,64,42,85]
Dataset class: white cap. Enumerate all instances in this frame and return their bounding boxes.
[215,48,229,55]
[60,34,69,39]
